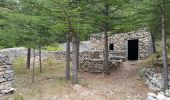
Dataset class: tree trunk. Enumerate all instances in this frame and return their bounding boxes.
[32,48,35,83]
[103,3,110,75]
[39,45,42,73]
[77,37,80,72]
[66,32,71,80]
[72,33,78,84]
[26,48,31,69]
[103,31,110,75]
[151,32,157,53]
[161,8,169,90]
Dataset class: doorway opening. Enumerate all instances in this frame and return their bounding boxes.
[109,44,114,50]
[128,39,139,60]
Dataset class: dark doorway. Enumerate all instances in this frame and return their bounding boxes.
[128,39,139,60]
[109,44,114,50]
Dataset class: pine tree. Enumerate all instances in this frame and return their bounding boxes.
[129,0,170,90]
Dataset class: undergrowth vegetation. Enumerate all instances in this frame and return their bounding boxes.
[43,43,64,51]
[3,56,68,100]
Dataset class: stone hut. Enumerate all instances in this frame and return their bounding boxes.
[0,54,14,96]
[90,30,154,60]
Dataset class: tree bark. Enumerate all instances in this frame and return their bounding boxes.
[72,33,78,84]
[103,31,110,75]
[66,32,71,80]
[39,45,42,73]
[161,7,169,90]
[103,3,110,75]
[32,48,35,83]
[26,48,31,69]
[151,32,157,53]
[77,37,80,72]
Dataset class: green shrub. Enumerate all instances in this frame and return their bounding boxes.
[43,43,64,51]
[0,46,4,50]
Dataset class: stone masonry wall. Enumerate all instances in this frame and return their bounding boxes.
[0,47,50,62]
[90,30,153,59]
[0,48,104,62]
[79,51,122,73]
[0,54,14,96]
[0,48,122,74]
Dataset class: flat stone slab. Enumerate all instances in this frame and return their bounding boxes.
[0,88,14,94]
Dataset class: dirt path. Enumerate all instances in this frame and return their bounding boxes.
[55,61,149,100]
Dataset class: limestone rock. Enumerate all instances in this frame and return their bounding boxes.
[0,78,6,83]
[165,97,170,100]
[0,88,14,94]
[165,89,170,97]
[147,96,157,100]
[148,92,157,98]
[156,92,165,100]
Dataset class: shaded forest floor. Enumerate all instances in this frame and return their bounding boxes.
[1,56,150,100]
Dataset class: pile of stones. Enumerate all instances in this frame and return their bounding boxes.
[0,54,14,96]
[142,68,163,91]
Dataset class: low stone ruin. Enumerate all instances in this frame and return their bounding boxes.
[0,54,14,96]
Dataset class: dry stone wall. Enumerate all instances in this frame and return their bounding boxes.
[80,59,122,74]
[80,59,113,73]
[0,48,103,62]
[79,51,122,73]
[0,54,14,96]
[0,48,122,74]
[0,47,50,62]
[0,48,28,61]
[79,51,102,61]
[90,30,153,59]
